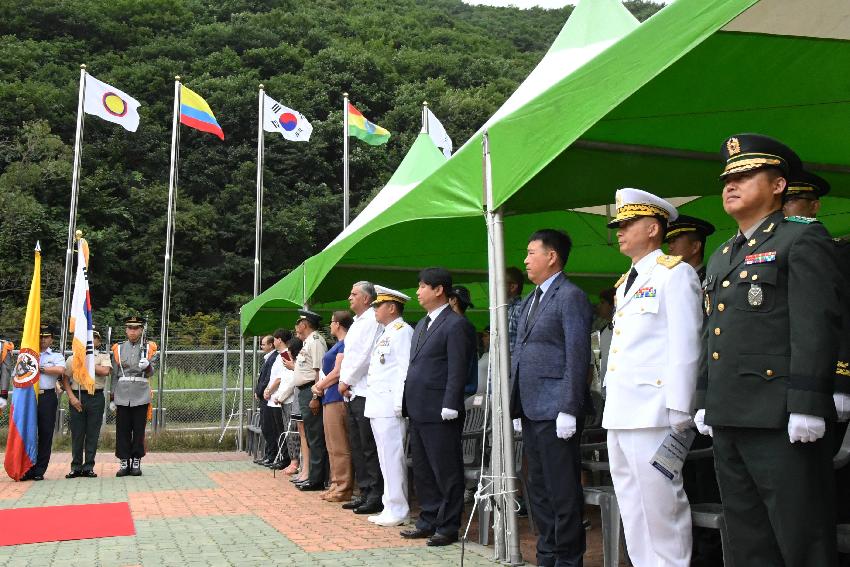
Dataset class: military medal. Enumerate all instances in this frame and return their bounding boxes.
[380,353,385,364]
[704,291,712,316]
[748,283,763,307]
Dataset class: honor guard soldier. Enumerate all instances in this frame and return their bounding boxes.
[63,329,112,478]
[0,335,15,412]
[695,134,841,566]
[603,189,702,567]
[364,286,414,527]
[665,215,716,282]
[111,316,157,477]
[21,325,65,481]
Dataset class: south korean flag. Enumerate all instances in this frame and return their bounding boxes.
[263,94,313,142]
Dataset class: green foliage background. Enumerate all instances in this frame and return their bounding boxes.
[0,0,662,341]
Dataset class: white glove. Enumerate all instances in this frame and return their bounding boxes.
[138,358,150,370]
[441,407,459,421]
[512,418,522,433]
[788,413,826,443]
[694,409,713,437]
[834,393,850,422]
[109,401,117,413]
[0,397,7,410]
[668,409,693,433]
[555,412,576,440]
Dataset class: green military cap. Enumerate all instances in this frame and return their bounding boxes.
[665,215,716,242]
[720,133,801,179]
[124,316,145,328]
[786,169,830,200]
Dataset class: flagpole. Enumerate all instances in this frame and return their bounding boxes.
[343,92,350,229]
[157,76,181,432]
[252,84,265,417]
[422,101,428,134]
[61,64,88,356]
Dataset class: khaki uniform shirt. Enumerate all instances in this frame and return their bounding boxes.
[65,352,112,391]
[294,331,327,387]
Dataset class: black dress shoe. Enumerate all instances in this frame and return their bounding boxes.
[65,470,82,479]
[426,533,459,547]
[354,500,383,515]
[400,527,435,539]
[31,475,45,481]
[269,460,290,470]
[82,470,98,478]
[297,482,325,491]
[290,477,307,484]
[342,496,366,510]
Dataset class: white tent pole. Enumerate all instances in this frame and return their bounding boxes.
[483,131,522,565]
[343,92,350,229]
[422,101,429,134]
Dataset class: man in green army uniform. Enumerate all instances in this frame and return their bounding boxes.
[110,316,157,477]
[665,215,715,283]
[694,134,841,566]
[0,335,15,413]
[63,329,112,478]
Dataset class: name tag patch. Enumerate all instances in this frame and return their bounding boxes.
[745,251,776,264]
[633,287,657,298]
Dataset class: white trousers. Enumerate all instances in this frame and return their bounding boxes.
[608,428,692,567]
[370,416,409,519]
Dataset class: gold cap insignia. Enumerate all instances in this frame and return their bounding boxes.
[726,137,741,156]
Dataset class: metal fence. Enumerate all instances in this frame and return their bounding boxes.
[0,326,264,444]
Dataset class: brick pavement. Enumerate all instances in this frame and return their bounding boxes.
[0,452,614,566]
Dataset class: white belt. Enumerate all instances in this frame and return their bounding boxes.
[118,376,149,383]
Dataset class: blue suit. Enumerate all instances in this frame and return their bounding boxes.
[511,271,592,567]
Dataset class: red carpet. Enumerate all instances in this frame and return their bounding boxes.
[0,502,135,546]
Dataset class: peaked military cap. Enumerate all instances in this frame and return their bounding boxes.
[608,188,678,228]
[39,324,57,337]
[448,286,474,309]
[720,133,801,179]
[786,169,830,199]
[296,309,322,327]
[665,214,716,242]
[372,285,411,305]
[124,316,145,327]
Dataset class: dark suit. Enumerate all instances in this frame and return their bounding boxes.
[403,305,475,537]
[697,210,840,566]
[511,271,592,567]
[255,353,281,461]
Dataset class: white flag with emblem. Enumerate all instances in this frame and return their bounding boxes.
[263,94,312,142]
[425,107,452,158]
[83,74,141,132]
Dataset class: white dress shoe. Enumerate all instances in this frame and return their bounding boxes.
[373,516,408,527]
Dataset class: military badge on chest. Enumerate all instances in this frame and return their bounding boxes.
[747,284,763,307]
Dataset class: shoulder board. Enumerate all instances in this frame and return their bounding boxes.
[393,322,404,330]
[312,332,320,339]
[656,254,682,269]
[784,215,819,224]
[614,272,628,289]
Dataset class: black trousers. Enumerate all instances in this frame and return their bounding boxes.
[69,390,105,472]
[522,417,585,567]
[259,403,283,461]
[346,395,383,500]
[409,418,465,536]
[115,404,148,460]
[834,421,850,523]
[31,389,58,476]
[714,426,837,567]
[298,385,328,485]
[682,434,723,566]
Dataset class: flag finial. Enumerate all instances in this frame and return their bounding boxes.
[343,92,349,98]
[35,241,41,252]
[423,101,428,107]
[259,83,264,90]
[80,63,86,70]
[175,75,181,81]
[75,230,83,240]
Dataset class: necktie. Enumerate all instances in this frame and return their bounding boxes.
[416,316,431,351]
[526,287,544,325]
[624,267,638,295]
[731,233,746,258]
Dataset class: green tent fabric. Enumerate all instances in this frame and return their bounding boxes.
[242,0,850,336]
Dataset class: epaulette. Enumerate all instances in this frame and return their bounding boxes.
[614,272,628,288]
[393,322,404,330]
[785,215,819,224]
[656,254,682,269]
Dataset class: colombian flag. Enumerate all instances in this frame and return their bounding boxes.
[179,85,224,140]
[347,102,390,146]
[4,243,41,481]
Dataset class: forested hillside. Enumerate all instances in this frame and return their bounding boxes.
[0,0,663,337]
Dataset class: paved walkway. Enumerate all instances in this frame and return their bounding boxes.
[0,452,613,566]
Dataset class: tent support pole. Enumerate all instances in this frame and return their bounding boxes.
[484,132,522,565]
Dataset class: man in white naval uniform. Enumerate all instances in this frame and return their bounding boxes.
[603,188,702,567]
[111,316,157,477]
[364,286,414,527]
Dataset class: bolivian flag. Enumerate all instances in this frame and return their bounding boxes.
[347,102,390,146]
[5,243,41,481]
